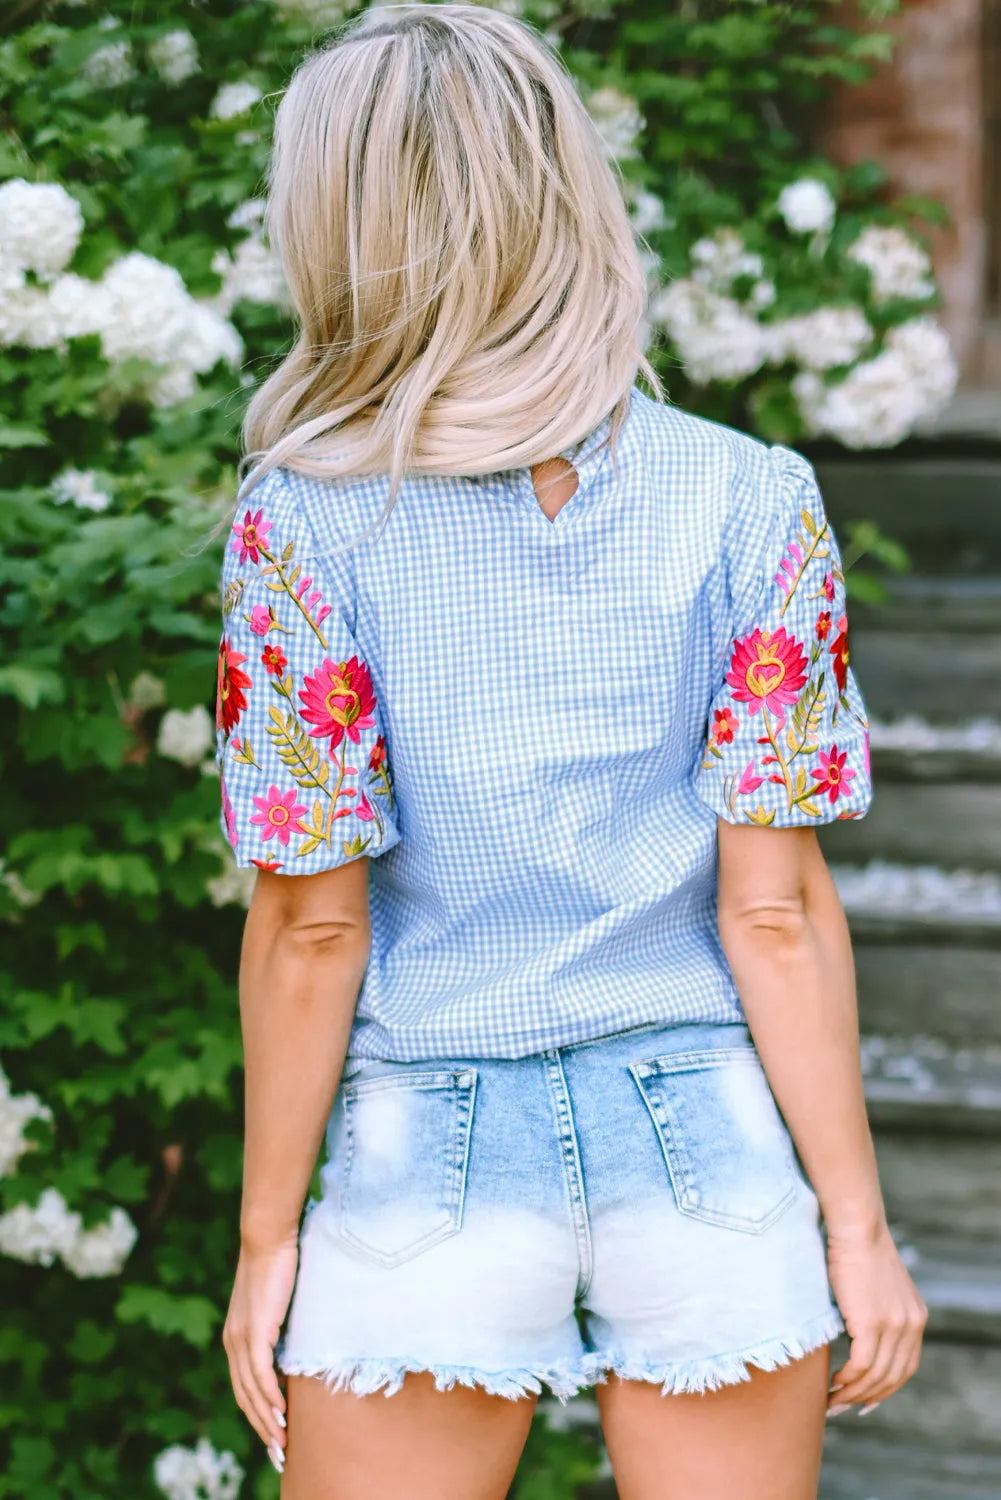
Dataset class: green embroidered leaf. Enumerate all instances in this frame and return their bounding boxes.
[342,832,372,859]
[746,805,776,827]
[265,707,329,790]
[282,540,295,562]
[794,767,808,796]
[801,508,818,537]
[798,799,822,818]
[231,737,257,767]
[295,800,328,857]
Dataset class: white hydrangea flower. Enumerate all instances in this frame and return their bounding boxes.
[0,286,62,349]
[210,238,289,315]
[794,313,956,447]
[157,706,215,768]
[48,272,113,341]
[0,179,84,280]
[210,82,263,121]
[128,671,167,712]
[272,0,350,20]
[82,39,136,88]
[51,468,113,513]
[777,178,836,236]
[61,1205,138,1278]
[749,279,776,310]
[650,279,766,385]
[586,86,644,160]
[0,1187,81,1267]
[847,225,936,304]
[765,306,874,371]
[0,859,42,910]
[154,1438,244,1500]
[0,1065,51,1178]
[148,29,200,85]
[689,229,764,291]
[207,857,258,910]
[226,199,267,234]
[626,189,668,238]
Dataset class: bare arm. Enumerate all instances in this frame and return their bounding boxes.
[223,861,372,1470]
[717,820,927,1414]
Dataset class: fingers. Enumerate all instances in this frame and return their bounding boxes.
[223,1321,287,1455]
[829,1295,928,1413]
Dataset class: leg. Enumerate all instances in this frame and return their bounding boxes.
[282,1371,537,1500]
[597,1346,830,1500]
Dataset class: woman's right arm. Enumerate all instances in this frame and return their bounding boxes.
[223,861,372,1466]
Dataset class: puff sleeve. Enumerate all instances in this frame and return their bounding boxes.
[214,468,400,872]
[695,444,873,827]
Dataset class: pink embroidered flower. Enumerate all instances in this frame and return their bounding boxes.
[815,611,832,641]
[774,540,804,595]
[824,571,835,602]
[231,508,272,566]
[862,727,871,781]
[249,605,271,636]
[726,628,808,717]
[261,643,287,677]
[249,785,307,846]
[829,615,851,694]
[811,744,856,804]
[737,762,765,795]
[221,778,238,849]
[355,791,375,822]
[299,656,377,750]
[216,637,252,735]
[711,706,738,745]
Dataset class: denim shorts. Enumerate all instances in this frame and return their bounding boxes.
[277,1020,842,1400]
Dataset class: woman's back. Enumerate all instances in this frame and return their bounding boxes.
[216,384,871,1059]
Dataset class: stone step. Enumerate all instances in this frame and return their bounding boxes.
[902,1233,1001,1345]
[862,1038,1001,1135]
[868,719,1001,784]
[849,626,1001,721]
[875,1131,1001,1239]
[820,784,1001,869]
[816,459,1001,574]
[854,942,1001,1046]
[853,575,1001,634]
[819,1433,1001,1500]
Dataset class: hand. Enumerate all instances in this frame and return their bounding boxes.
[223,1237,298,1468]
[826,1221,927,1415]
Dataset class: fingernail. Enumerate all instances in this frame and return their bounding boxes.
[268,1441,285,1474]
[272,1406,287,1430]
[859,1402,881,1416]
[827,1403,851,1418]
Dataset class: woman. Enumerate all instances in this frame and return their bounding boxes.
[214,6,926,1497]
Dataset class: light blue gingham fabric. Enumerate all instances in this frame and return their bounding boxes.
[214,384,872,1060]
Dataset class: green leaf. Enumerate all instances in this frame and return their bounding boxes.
[115,1287,220,1350]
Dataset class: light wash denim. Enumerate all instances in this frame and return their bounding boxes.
[277,1020,842,1400]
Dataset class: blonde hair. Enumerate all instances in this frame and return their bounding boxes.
[241,1,663,517]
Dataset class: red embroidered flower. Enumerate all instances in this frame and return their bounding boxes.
[251,857,283,871]
[249,785,307,846]
[829,615,851,694]
[261,643,287,676]
[368,735,387,772]
[299,655,377,750]
[811,744,856,804]
[815,611,832,641]
[221,777,238,849]
[711,707,738,745]
[216,637,252,735]
[726,628,808,717]
[231,508,272,565]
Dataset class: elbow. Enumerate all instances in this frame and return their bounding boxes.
[279,917,371,964]
[719,897,812,958]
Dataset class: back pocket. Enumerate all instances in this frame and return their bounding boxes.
[340,1069,476,1267]
[630,1046,797,1234]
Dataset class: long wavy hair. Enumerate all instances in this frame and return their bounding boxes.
[240,1,663,522]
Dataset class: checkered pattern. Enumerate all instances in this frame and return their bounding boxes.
[215,386,872,1061]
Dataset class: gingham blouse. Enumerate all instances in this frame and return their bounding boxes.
[214,385,872,1060]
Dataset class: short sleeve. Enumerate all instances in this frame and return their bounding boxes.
[695,444,873,827]
[214,467,401,872]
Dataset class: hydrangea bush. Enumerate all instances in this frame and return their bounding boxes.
[0,2,942,1496]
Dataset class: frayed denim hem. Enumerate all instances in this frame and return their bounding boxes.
[277,1353,605,1403]
[594,1305,845,1397]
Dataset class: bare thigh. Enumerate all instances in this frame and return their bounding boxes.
[281,1372,537,1500]
[597,1347,831,1500]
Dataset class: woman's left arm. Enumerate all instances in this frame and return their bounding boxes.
[716,820,928,1415]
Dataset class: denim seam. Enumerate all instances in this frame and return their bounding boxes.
[542,1051,593,1301]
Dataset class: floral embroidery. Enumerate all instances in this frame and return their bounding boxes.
[250,785,308,846]
[217,491,397,866]
[232,507,272,565]
[216,637,252,736]
[726,627,808,717]
[299,656,377,750]
[700,459,870,827]
[221,777,238,849]
[811,744,855,804]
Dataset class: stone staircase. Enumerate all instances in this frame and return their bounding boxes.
[545,456,1001,1500]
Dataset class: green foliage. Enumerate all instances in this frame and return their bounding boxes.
[0,2,909,1496]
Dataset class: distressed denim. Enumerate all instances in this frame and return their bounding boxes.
[277,1020,842,1400]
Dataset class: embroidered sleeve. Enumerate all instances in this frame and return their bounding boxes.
[695,445,873,827]
[214,468,401,872]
